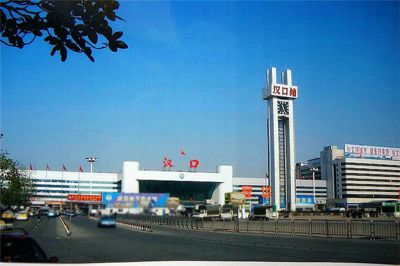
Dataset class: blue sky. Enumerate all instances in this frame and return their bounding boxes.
[1,1,399,177]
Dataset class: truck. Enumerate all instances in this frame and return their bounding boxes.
[220,204,238,220]
[193,204,221,220]
[248,205,273,221]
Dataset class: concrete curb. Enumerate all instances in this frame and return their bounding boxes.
[59,216,72,236]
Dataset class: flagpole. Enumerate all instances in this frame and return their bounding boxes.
[78,170,80,194]
[62,168,64,194]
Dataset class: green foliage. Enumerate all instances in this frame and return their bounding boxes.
[0,153,35,207]
[0,0,128,62]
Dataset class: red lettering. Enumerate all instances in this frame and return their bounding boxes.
[289,87,297,97]
[189,159,200,169]
[282,86,288,95]
[273,85,280,95]
[163,158,173,169]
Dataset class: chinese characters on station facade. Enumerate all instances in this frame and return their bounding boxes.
[162,157,200,171]
[269,83,298,99]
[345,144,400,161]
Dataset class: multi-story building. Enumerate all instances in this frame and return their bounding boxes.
[232,177,269,206]
[295,158,327,209]
[296,158,321,180]
[29,170,119,206]
[323,144,400,207]
[295,179,327,208]
[321,146,344,199]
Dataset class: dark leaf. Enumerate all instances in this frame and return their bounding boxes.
[115,15,126,22]
[60,45,67,62]
[54,27,68,40]
[111,1,120,10]
[65,40,80,52]
[87,28,98,44]
[112,31,123,40]
[103,27,112,39]
[50,44,60,56]
[105,10,116,21]
[16,37,24,49]
[34,30,43,37]
[0,10,6,32]
[84,48,95,62]
[116,41,128,49]
[108,41,117,52]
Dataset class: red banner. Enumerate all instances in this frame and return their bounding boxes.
[242,186,252,199]
[67,194,102,202]
[261,186,272,198]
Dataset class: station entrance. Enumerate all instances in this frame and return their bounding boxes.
[138,180,219,202]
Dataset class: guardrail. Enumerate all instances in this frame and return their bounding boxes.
[118,214,400,241]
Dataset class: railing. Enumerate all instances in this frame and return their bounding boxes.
[116,214,400,241]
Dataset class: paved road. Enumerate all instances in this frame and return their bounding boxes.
[9,216,400,264]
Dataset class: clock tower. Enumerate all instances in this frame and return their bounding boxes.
[262,67,298,212]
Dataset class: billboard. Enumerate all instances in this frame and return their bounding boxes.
[102,193,169,209]
[225,192,245,205]
[296,195,314,205]
[345,144,400,161]
[67,194,102,202]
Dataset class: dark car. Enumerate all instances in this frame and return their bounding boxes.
[1,228,58,262]
[98,215,116,228]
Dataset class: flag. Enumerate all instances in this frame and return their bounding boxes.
[79,165,84,172]
[29,163,33,170]
[46,164,50,171]
[63,164,67,171]
[180,150,186,156]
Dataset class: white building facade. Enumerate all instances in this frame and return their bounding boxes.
[121,161,233,205]
[322,144,400,206]
[29,162,233,206]
[232,177,269,205]
[263,67,298,212]
[296,179,327,208]
[29,170,119,205]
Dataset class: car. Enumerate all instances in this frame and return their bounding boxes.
[63,210,76,217]
[1,211,14,220]
[15,212,29,221]
[38,209,49,217]
[98,215,116,228]
[47,210,57,218]
[0,228,58,262]
[90,209,98,216]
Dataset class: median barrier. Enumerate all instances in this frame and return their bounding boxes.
[117,214,399,241]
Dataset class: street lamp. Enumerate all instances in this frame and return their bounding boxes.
[86,157,97,196]
[310,167,318,210]
[86,157,97,173]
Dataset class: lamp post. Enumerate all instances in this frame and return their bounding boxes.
[86,157,97,173]
[310,168,318,210]
[86,157,97,199]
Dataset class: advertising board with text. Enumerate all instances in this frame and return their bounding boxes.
[102,192,169,209]
[67,194,102,202]
[345,144,400,161]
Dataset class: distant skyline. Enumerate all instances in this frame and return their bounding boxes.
[1,1,399,177]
